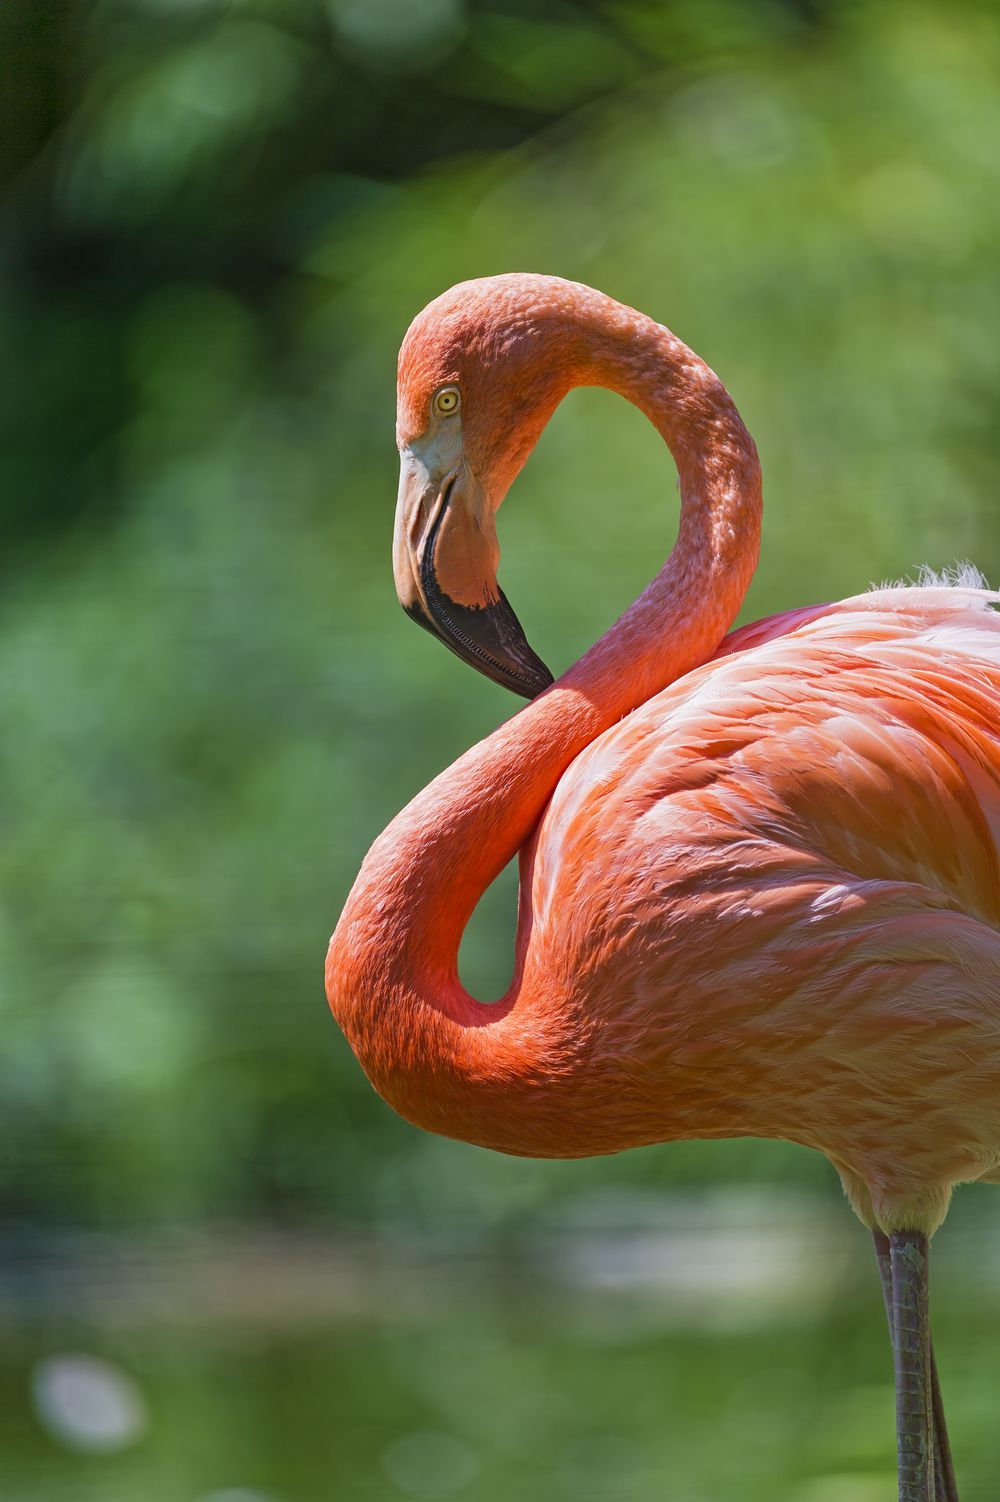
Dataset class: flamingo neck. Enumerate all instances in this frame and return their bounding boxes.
[327,299,762,1148]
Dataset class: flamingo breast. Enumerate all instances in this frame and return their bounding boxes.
[516,585,1000,1204]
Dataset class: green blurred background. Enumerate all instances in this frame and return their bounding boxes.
[3,0,1000,1497]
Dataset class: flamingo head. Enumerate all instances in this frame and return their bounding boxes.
[392,275,579,699]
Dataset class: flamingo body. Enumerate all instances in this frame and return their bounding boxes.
[517,585,1000,1228]
[326,273,1000,1496]
[328,275,1000,1234]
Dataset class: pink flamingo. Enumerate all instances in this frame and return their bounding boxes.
[326,274,1000,1501]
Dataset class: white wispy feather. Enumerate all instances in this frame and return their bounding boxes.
[871,560,991,592]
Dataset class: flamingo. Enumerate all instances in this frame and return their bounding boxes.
[326,274,1000,1501]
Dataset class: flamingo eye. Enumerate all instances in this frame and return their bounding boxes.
[432,386,461,416]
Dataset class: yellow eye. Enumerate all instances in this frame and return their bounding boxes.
[433,386,460,416]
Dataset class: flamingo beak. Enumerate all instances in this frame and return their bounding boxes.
[393,450,554,700]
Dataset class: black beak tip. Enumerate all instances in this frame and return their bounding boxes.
[519,661,555,701]
[411,513,555,702]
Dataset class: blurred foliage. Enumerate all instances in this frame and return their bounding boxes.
[2,0,1000,1231]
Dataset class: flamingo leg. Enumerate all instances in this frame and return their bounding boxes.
[873,1231,958,1501]
[929,1353,958,1502]
[884,1230,935,1502]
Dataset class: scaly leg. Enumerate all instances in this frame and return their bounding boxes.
[929,1353,958,1502]
[889,1230,934,1502]
[873,1231,958,1501]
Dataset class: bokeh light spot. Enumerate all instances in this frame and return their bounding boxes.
[32,1354,147,1453]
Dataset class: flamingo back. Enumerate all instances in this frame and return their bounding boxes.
[516,584,1000,1226]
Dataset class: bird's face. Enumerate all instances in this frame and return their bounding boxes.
[392,278,575,699]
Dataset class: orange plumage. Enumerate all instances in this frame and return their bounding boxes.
[326,274,999,1498]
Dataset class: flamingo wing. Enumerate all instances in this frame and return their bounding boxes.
[517,585,1000,1199]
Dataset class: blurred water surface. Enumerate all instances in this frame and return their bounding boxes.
[4,1192,1000,1499]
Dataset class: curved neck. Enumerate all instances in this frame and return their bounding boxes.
[327,298,761,1144]
[564,303,762,714]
